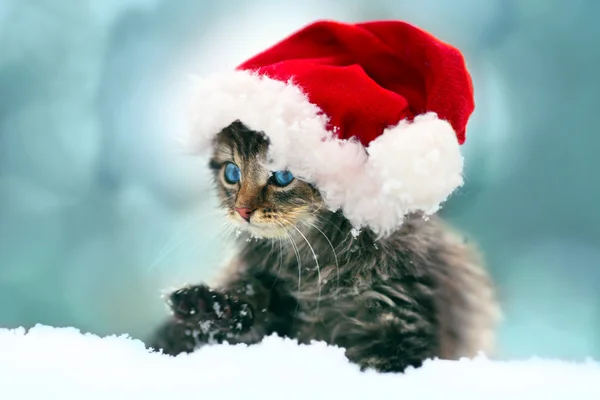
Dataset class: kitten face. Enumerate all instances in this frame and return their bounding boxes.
[209,121,323,239]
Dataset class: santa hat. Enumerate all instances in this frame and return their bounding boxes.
[184,20,475,236]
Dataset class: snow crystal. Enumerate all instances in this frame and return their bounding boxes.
[0,325,599,399]
[245,283,255,296]
[198,320,212,333]
[212,301,222,318]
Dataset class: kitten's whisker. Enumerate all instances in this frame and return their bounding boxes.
[314,215,354,251]
[309,204,324,216]
[270,234,285,291]
[287,223,322,315]
[267,237,279,260]
[172,211,233,281]
[304,220,340,290]
[314,214,346,236]
[283,228,302,315]
[146,208,208,273]
[147,212,198,272]
[220,220,236,244]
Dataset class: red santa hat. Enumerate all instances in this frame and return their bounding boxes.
[183,19,475,236]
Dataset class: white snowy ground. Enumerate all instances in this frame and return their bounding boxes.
[1,326,599,400]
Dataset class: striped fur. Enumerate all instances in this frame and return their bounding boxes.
[148,121,501,372]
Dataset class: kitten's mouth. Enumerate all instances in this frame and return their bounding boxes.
[236,220,289,239]
[229,211,292,239]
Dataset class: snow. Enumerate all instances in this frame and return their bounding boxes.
[0,326,599,399]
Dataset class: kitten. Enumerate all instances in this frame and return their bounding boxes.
[147,121,501,372]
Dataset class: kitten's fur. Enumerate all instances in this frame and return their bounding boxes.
[148,121,500,372]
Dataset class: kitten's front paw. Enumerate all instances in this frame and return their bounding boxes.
[167,284,254,334]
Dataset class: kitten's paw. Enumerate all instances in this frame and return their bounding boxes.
[167,284,254,334]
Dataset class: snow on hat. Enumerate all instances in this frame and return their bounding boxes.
[184,19,475,236]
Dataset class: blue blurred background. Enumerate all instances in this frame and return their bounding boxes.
[0,0,598,360]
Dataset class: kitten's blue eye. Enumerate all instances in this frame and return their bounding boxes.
[224,162,241,184]
[272,170,294,186]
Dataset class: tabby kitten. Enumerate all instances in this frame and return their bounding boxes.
[148,121,500,373]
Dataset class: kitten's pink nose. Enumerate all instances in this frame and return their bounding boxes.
[235,207,255,222]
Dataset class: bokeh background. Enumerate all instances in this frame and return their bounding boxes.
[1,0,598,360]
